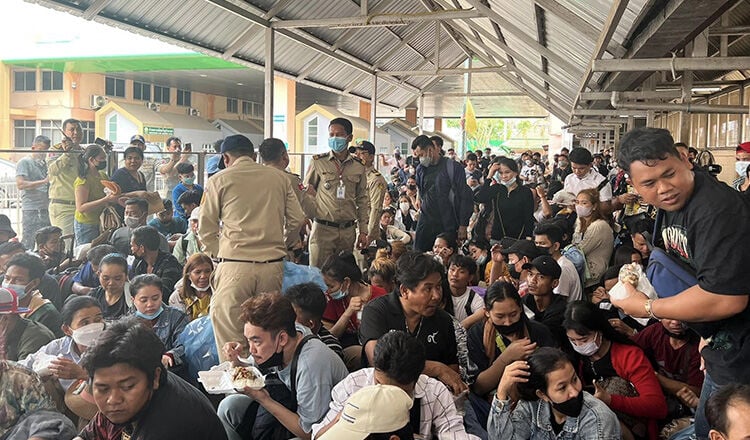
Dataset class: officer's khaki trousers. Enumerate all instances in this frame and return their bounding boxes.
[49,203,75,236]
[210,260,283,360]
[308,223,356,268]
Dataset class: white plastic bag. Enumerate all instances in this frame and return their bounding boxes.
[608,263,658,326]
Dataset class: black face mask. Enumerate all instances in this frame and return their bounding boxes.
[408,184,417,191]
[508,266,521,280]
[550,390,584,418]
[494,318,524,336]
[257,349,284,373]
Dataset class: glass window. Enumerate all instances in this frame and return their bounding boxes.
[13,120,36,147]
[41,70,63,91]
[80,121,96,144]
[154,85,170,104]
[133,82,151,101]
[105,77,125,97]
[242,101,251,115]
[14,71,36,92]
[226,98,238,114]
[177,89,191,107]
[252,102,263,119]
[108,115,117,141]
[307,117,318,147]
[40,120,64,146]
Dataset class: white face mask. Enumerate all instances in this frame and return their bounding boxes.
[399,202,410,212]
[575,205,593,218]
[72,322,105,347]
[736,161,750,177]
[571,333,600,357]
[191,282,210,292]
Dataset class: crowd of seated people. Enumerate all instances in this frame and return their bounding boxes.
[4,124,750,440]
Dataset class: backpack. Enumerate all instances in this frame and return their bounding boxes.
[645,210,698,298]
[562,244,588,286]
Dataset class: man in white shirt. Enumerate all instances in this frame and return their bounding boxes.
[312,331,478,440]
[563,147,613,208]
[533,222,583,302]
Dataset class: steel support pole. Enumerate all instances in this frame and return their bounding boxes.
[264,27,274,138]
[370,76,377,144]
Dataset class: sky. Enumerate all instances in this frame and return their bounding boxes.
[0,0,191,60]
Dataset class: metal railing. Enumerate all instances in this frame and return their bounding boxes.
[4,149,321,239]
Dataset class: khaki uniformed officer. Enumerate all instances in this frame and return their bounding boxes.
[258,137,316,218]
[305,117,370,268]
[199,135,304,360]
[351,140,387,241]
[48,118,84,236]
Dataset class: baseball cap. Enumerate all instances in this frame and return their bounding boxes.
[318,385,413,440]
[189,206,201,221]
[349,140,375,155]
[0,215,17,239]
[501,239,543,260]
[522,255,562,279]
[738,142,750,154]
[206,155,221,176]
[130,134,146,145]
[551,191,576,207]
[218,135,254,169]
[0,287,30,314]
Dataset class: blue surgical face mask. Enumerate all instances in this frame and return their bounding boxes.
[2,281,29,300]
[135,305,164,321]
[328,137,349,153]
[183,177,195,186]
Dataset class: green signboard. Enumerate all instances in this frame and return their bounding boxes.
[143,126,174,136]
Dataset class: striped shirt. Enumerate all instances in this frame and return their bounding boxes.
[311,368,479,440]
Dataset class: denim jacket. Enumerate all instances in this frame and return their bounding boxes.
[488,392,621,440]
[136,306,188,365]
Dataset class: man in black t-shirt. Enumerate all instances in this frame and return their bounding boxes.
[522,256,567,346]
[612,127,750,440]
[359,251,466,395]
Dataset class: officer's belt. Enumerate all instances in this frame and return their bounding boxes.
[219,257,285,264]
[50,199,76,206]
[314,218,356,229]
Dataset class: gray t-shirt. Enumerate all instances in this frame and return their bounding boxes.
[110,226,170,256]
[16,157,49,210]
[276,326,349,433]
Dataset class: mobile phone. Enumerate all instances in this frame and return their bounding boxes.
[184,143,192,152]
[94,137,107,147]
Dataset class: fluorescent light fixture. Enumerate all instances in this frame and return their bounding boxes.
[692,87,722,93]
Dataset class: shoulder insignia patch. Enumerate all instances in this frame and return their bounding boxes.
[313,153,328,160]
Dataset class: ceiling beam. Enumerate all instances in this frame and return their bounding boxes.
[423,91,527,97]
[270,8,482,29]
[82,0,114,20]
[599,0,741,93]
[205,0,423,96]
[462,0,583,76]
[581,90,683,100]
[534,0,627,58]
[569,0,630,122]
[573,109,647,116]
[263,0,294,19]
[29,0,406,110]
[450,18,578,100]
[378,66,508,76]
[709,25,750,36]
[594,56,750,72]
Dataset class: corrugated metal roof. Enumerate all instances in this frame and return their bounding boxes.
[27,0,741,122]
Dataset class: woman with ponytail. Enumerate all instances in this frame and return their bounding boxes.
[73,145,116,246]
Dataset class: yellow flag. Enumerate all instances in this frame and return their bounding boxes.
[464,98,478,138]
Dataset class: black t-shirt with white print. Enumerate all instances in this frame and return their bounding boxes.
[661,170,750,385]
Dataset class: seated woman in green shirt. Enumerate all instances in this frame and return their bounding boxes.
[74,145,117,247]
